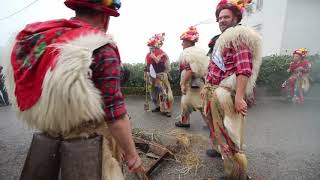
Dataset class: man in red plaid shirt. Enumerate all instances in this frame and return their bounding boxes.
[201,0,262,179]
[206,44,253,85]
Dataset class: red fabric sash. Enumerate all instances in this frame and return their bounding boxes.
[11,18,100,111]
[289,59,310,72]
[146,48,166,65]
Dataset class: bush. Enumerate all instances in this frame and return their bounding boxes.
[122,63,145,87]
[121,87,145,96]
[257,54,320,94]
[122,62,182,96]
[121,54,320,96]
[169,62,181,95]
[309,54,320,82]
[256,55,292,94]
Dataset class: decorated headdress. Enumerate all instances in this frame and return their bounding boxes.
[65,0,121,17]
[147,33,165,48]
[180,26,199,43]
[215,0,252,23]
[293,48,308,57]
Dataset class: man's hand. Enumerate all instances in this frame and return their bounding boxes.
[235,75,249,116]
[200,88,207,100]
[235,95,247,116]
[181,84,187,95]
[107,115,144,173]
[180,70,192,94]
[150,53,157,60]
[126,153,144,173]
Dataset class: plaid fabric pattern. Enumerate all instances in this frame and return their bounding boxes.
[206,44,253,85]
[179,62,191,72]
[91,44,127,122]
[289,59,311,74]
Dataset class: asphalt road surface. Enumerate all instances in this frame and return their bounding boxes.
[1,93,320,180]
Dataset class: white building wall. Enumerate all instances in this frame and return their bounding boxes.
[0,47,4,68]
[242,0,289,56]
[242,10,263,31]
[261,0,288,55]
[281,0,320,55]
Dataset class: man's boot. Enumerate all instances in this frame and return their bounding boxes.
[60,135,102,180]
[20,133,61,180]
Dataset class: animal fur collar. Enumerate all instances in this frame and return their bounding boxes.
[215,25,262,95]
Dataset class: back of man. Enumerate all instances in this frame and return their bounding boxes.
[5,1,142,179]
[175,26,209,128]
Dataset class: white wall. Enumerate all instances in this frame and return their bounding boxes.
[262,0,288,55]
[0,47,4,68]
[242,0,263,29]
[242,10,263,31]
[281,0,320,55]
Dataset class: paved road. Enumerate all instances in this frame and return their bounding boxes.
[1,94,320,180]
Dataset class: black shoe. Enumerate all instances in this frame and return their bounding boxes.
[202,125,209,130]
[206,149,221,158]
[152,107,160,112]
[219,175,251,180]
[165,112,172,117]
[175,121,190,128]
[218,176,229,180]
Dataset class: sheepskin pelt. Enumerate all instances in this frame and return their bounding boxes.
[209,26,262,148]
[178,46,209,77]
[216,25,262,95]
[5,33,116,134]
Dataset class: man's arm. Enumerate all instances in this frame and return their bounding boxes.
[163,53,171,73]
[233,44,253,116]
[91,45,142,172]
[180,61,193,94]
[107,116,141,171]
[180,70,192,94]
[235,75,249,116]
[181,70,193,85]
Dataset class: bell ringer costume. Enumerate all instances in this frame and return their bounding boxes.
[5,0,127,180]
[204,0,262,178]
[144,33,173,116]
[282,48,311,104]
[176,26,209,127]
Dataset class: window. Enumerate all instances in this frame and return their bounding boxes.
[256,0,263,11]
[253,24,262,34]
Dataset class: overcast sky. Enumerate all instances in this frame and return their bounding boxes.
[0,0,220,63]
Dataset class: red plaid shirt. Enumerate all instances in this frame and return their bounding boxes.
[206,44,253,85]
[91,44,127,122]
[179,62,191,72]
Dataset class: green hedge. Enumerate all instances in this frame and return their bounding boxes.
[121,87,145,96]
[121,62,182,96]
[257,54,320,94]
[310,54,320,81]
[256,55,292,94]
[122,55,320,96]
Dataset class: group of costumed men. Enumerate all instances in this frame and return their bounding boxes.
[144,0,263,179]
[2,0,312,179]
[5,0,143,180]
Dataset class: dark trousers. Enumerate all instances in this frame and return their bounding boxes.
[0,83,9,106]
